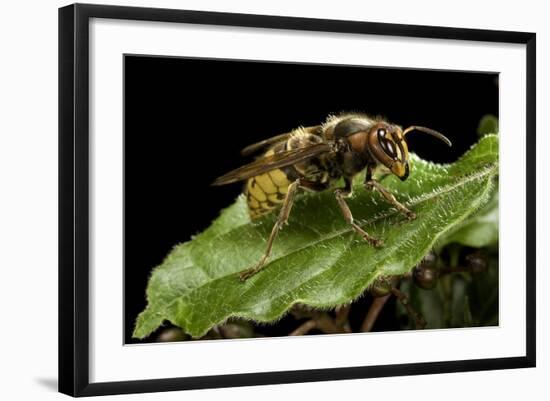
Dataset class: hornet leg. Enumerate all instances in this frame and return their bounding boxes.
[334,178,383,247]
[365,179,416,220]
[239,179,301,281]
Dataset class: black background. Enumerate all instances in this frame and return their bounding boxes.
[124,55,498,343]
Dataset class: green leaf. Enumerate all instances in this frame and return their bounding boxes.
[477,114,499,137]
[435,189,498,249]
[133,135,499,339]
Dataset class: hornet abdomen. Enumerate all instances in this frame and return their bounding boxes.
[245,161,291,219]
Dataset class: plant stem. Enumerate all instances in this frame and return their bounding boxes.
[315,314,342,334]
[391,287,427,329]
[439,265,486,275]
[289,312,344,336]
[335,304,352,333]
[361,295,391,332]
[290,319,317,336]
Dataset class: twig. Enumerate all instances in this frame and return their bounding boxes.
[439,264,487,275]
[360,295,391,332]
[289,312,345,336]
[335,304,352,333]
[391,287,427,329]
[213,325,224,339]
[315,314,342,334]
[290,319,317,336]
[438,251,489,276]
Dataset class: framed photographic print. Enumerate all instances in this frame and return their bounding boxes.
[59,3,536,397]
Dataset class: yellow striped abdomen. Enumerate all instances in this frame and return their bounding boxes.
[246,168,290,219]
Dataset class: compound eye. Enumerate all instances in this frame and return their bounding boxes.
[377,129,398,159]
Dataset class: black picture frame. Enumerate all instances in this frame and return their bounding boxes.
[59,3,536,397]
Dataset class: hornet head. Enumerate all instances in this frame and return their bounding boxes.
[365,122,452,181]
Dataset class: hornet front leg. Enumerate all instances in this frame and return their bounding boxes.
[335,177,383,247]
[364,165,416,220]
